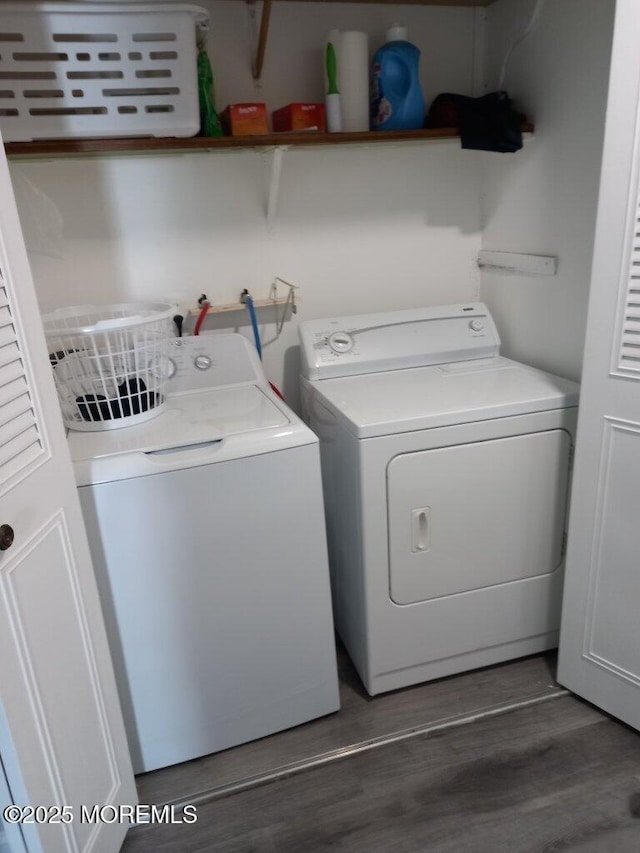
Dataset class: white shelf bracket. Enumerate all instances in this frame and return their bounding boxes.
[266,145,287,234]
[477,250,557,276]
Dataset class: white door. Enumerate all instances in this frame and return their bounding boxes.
[387,430,571,604]
[0,129,136,851]
[557,0,640,730]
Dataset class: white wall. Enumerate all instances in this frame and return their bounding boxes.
[479,0,615,382]
[11,2,485,408]
[10,0,617,406]
[205,0,477,113]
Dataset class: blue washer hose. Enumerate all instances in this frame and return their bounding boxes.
[244,294,262,360]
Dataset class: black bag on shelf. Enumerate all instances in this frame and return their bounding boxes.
[426,91,523,153]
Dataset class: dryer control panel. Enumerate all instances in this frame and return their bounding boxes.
[299,303,501,381]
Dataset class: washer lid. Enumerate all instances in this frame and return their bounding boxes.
[306,357,580,438]
[68,384,310,485]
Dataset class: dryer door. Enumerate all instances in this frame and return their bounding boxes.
[387,429,572,605]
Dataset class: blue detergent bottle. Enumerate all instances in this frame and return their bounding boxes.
[370,25,426,131]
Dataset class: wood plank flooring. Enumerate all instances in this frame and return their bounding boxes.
[123,694,640,852]
[136,645,563,805]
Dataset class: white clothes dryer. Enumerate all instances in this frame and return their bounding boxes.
[69,334,339,773]
[299,304,579,696]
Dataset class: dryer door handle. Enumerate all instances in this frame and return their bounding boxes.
[411,507,431,553]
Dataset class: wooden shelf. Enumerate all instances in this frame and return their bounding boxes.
[3,125,534,159]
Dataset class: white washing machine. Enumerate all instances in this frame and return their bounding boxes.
[68,333,339,773]
[299,303,580,696]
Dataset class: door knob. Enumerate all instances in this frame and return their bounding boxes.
[0,524,14,551]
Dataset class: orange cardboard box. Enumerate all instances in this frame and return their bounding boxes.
[272,103,326,133]
[221,103,268,136]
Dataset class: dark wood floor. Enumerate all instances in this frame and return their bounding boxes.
[122,648,640,852]
[136,644,562,805]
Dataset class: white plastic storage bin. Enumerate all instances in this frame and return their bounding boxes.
[42,302,175,431]
[0,3,207,141]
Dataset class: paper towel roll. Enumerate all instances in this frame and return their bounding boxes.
[337,31,369,132]
[324,30,369,132]
[325,30,343,133]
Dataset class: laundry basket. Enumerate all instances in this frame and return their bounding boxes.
[0,2,208,141]
[42,302,175,431]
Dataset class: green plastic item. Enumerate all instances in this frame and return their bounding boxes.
[197,48,223,137]
[326,42,340,95]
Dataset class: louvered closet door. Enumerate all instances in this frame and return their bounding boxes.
[0,126,136,852]
[618,277,640,370]
[0,280,43,486]
[557,0,640,731]
[616,180,640,372]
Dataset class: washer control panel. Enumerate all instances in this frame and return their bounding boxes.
[167,335,264,394]
[299,303,501,381]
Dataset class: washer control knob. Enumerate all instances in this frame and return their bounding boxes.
[194,354,212,371]
[469,319,485,332]
[328,331,354,354]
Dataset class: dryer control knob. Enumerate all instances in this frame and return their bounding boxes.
[469,319,485,332]
[328,331,354,354]
[194,354,212,370]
